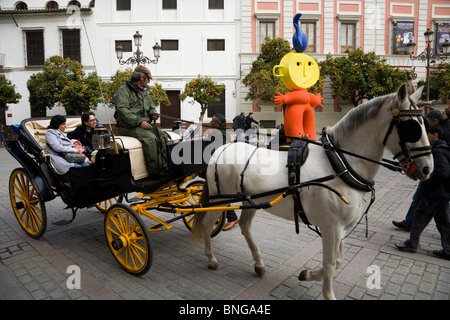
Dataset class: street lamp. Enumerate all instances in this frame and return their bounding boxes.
[406,28,450,113]
[115,31,161,66]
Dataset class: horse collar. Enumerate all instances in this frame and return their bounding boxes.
[321,132,375,193]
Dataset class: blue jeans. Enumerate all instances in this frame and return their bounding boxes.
[403,184,422,229]
[73,162,90,168]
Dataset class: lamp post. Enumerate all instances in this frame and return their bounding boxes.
[407,28,450,113]
[115,31,161,66]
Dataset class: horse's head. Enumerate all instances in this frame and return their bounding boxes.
[382,83,433,180]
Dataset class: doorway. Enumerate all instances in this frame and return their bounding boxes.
[160,90,180,129]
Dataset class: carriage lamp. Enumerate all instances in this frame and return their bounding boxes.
[115,31,161,66]
[407,28,449,113]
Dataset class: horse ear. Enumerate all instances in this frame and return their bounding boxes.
[397,83,408,101]
[410,86,424,103]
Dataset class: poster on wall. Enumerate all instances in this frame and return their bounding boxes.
[393,21,414,54]
[436,24,450,54]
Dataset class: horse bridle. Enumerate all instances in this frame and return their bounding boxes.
[382,99,432,166]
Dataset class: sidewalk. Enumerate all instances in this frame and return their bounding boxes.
[0,146,449,301]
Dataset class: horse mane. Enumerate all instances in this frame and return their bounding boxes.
[327,95,390,142]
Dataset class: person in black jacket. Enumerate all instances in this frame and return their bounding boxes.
[67,111,98,156]
[395,124,450,260]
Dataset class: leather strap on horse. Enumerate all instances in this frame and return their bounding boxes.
[286,139,318,235]
[320,130,375,192]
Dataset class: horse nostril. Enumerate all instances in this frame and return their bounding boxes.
[422,166,430,175]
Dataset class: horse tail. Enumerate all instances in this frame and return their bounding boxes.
[190,178,210,243]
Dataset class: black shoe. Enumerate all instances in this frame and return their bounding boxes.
[392,220,410,231]
[395,241,417,253]
[433,250,450,260]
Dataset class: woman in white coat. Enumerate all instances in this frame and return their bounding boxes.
[44,115,89,174]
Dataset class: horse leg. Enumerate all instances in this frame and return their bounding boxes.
[192,210,221,270]
[298,228,343,300]
[239,208,266,277]
[204,211,222,270]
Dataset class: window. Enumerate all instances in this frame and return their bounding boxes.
[115,40,132,52]
[46,1,59,10]
[207,39,225,51]
[68,1,81,8]
[15,2,28,10]
[260,21,275,45]
[341,22,356,52]
[62,29,81,62]
[116,0,130,10]
[436,24,450,54]
[207,90,225,118]
[161,40,179,51]
[300,21,316,53]
[393,21,414,55]
[163,0,177,9]
[25,30,45,66]
[209,0,224,9]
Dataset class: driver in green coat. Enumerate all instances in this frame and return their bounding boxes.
[114,65,168,178]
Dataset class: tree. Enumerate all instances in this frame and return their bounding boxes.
[103,68,170,107]
[321,49,408,107]
[179,75,225,121]
[243,37,291,103]
[417,63,450,101]
[0,76,21,110]
[27,56,103,114]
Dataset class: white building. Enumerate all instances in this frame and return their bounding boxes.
[0,0,241,128]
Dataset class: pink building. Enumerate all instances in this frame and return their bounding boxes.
[239,0,450,129]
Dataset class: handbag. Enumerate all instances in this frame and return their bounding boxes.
[64,152,86,164]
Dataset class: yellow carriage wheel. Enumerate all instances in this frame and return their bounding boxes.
[95,195,124,213]
[180,180,225,238]
[104,204,152,276]
[9,168,47,239]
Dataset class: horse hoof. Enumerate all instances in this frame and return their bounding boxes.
[298,270,308,281]
[255,266,266,277]
[208,262,220,270]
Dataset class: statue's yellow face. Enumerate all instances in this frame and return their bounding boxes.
[273,52,319,90]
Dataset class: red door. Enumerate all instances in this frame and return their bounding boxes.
[160,90,181,129]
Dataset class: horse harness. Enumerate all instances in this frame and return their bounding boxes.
[210,103,431,237]
[382,100,432,167]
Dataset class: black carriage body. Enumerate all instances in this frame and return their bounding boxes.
[166,138,211,178]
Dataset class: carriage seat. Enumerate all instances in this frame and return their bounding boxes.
[113,136,149,180]
[24,117,81,149]
[23,118,150,180]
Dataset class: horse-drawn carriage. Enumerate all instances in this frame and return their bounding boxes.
[0,84,436,299]
[1,116,224,276]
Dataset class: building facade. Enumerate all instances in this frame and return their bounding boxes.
[0,0,241,127]
[239,0,450,129]
[0,0,449,130]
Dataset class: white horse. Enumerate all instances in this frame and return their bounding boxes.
[191,84,433,300]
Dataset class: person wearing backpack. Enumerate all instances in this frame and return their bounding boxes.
[395,124,450,260]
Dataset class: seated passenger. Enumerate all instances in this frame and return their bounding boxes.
[67,111,98,157]
[44,115,89,174]
[70,139,90,164]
